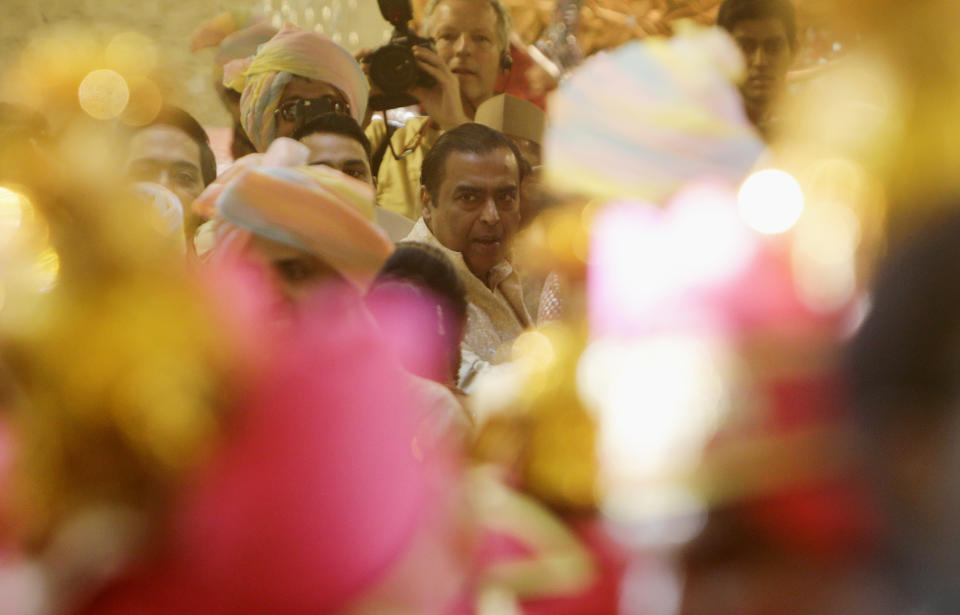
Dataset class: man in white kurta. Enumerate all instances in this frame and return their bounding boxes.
[402,123,532,389]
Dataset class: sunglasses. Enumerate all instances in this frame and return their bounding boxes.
[274,96,351,127]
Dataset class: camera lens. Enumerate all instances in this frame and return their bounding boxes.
[369,44,418,93]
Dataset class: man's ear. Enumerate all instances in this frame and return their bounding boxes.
[420,185,433,225]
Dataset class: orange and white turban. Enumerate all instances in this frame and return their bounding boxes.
[223,26,368,152]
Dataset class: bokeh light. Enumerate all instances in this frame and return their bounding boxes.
[33,246,60,292]
[738,169,805,235]
[588,186,754,337]
[0,187,26,245]
[511,330,555,369]
[120,76,163,126]
[105,31,158,77]
[792,202,861,313]
[578,335,732,523]
[78,69,130,120]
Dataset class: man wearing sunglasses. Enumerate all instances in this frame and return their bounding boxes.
[365,0,515,222]
[225,25,369,153]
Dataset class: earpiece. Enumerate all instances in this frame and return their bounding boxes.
[500,51,513,71]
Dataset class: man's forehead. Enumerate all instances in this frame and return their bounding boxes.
[731,17,789,41]
[443,149,518,187]
[301,133,367,162]
[128,125,200,164]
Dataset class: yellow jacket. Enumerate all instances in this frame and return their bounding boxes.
[366,116,441,220]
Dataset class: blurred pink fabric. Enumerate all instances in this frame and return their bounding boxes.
[74,283,464,615]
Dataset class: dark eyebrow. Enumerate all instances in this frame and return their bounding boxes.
[453,184,483,194]
[129,158,200,173]
[171,161,201,173]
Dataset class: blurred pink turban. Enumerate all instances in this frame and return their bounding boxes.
[224,26,368,152]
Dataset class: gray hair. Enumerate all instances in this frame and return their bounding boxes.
[421,0,513,54]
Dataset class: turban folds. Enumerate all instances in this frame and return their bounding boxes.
[203,139,392,291]
[224,26,369,152]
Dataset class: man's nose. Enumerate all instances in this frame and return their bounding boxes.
[479,198,500,224]
[454,33,471,55]
[750,46,769,68]
[156,169,174,190]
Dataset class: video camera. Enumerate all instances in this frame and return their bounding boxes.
[365,0,437,111]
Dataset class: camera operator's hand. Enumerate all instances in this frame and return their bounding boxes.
[409,46,470,131]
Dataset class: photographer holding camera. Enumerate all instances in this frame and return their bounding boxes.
[362,0,514,220]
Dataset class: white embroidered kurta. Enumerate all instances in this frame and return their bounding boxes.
[403,219,532,390]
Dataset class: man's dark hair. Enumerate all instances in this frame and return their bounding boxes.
[845,208,960,435]
[419,123,525,198]
[717,0,797,49]
[142,106,218,186]
[291,112,372,161]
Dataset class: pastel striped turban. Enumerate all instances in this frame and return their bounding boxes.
[224,26,369,153]
[543,24,765,205]
[211,141,392,291]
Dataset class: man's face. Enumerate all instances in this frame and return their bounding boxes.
[428,0,503,109]
[299,133,373,185]
[250,235,342,305]
[126,125,205,232]
[274,76,350,140]
[423,147,520,281]
[731,18,794,114]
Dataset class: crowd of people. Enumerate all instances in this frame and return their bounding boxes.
[1,0,958,613]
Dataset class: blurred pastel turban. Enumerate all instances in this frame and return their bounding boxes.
[199,138,392,291]
[543,24,765,204]
[191,11,279,72]
[224,26,369,152]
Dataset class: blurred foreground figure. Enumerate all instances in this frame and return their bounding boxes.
[717,0,796,138]
[73,288,466,615]
[846,209,960,615]
[196,137,393,303]
[367,242,468,391]
[197,137,469,438]
[0,120,467,615]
